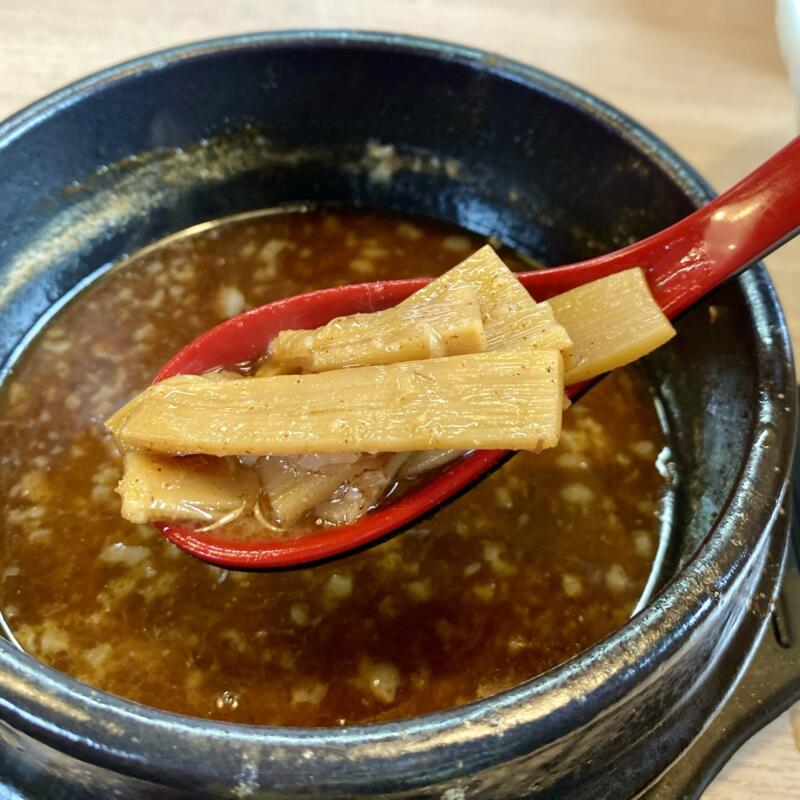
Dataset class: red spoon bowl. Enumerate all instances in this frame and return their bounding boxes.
[155,135,800,569]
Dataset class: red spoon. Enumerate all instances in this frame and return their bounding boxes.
[154,135,800,569]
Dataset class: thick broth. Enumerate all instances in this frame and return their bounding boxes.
[0,210,668,725]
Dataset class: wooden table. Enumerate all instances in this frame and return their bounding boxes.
[1,0,798,796]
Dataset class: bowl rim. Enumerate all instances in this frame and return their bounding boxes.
[0,28,795,792]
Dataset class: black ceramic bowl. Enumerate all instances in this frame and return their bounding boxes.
[0,31,796,800]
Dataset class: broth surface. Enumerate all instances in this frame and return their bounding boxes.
[0,209,668,725]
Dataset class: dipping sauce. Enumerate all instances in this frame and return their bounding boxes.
[0,209,669,725]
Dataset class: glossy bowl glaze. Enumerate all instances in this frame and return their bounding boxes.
[0,31,795,799]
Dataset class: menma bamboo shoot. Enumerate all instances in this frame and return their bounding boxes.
[270,246,572,368]
[549,267,675,384]
[270,282,487,371]
[107,349,564,457]
[118,451,257,524]
[408,245,572,353]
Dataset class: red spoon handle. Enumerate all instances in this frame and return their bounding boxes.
[518,134,800,318]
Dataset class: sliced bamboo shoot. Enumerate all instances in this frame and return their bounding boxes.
[107,349,564,457]
[270,283,487,371]
[270,246,572,368]
[254,358,300,377]
[258,454,379,526]
[117,451,257,524]
[549,268,675,384]
[407,245,572,353]
[399,449,467,480]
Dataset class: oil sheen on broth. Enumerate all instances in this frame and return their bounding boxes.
[0,210,669,726]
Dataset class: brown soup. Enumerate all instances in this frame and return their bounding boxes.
[0,209,669,725]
